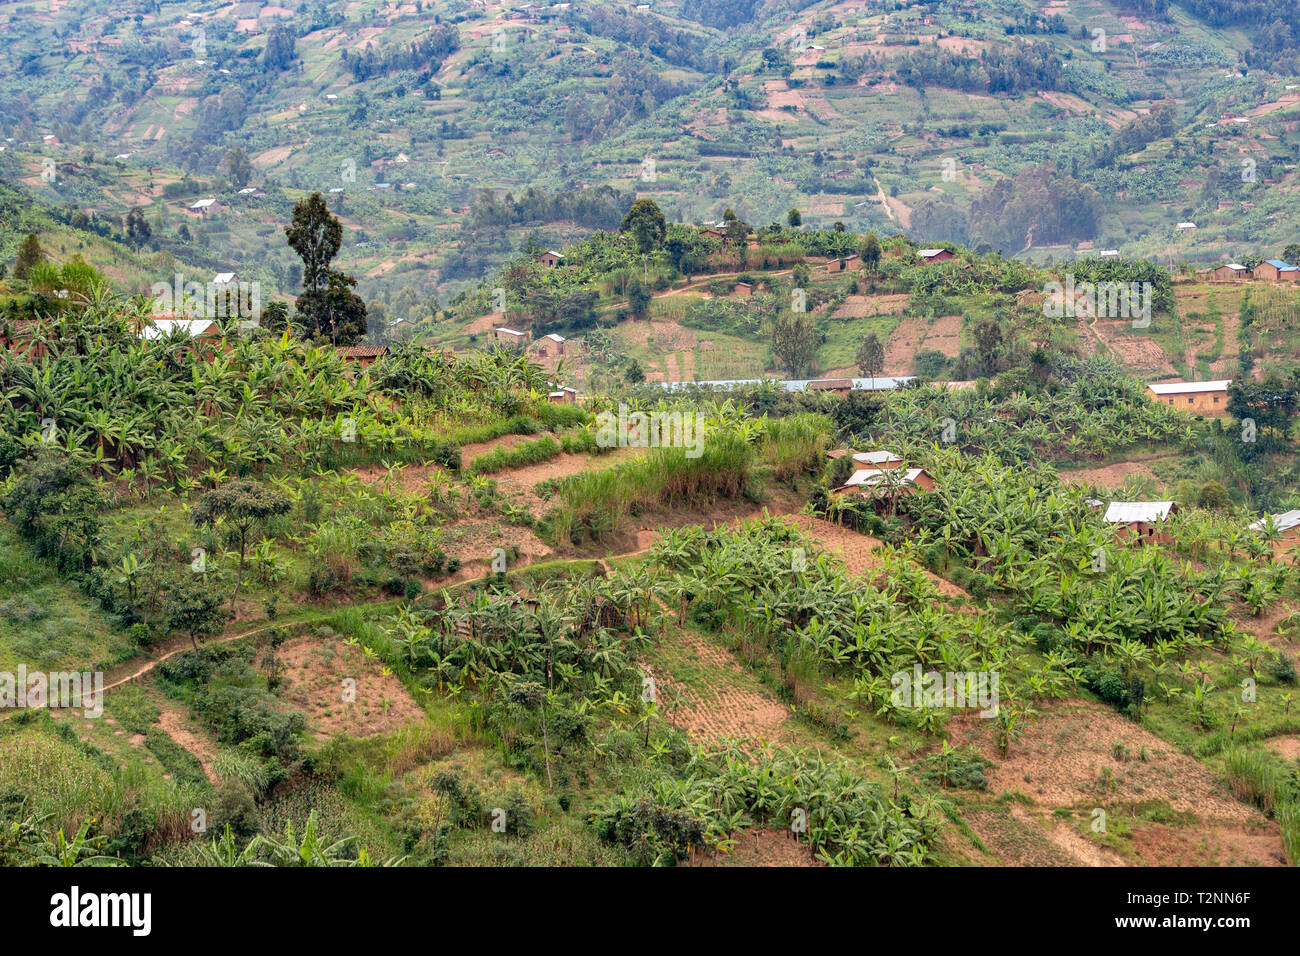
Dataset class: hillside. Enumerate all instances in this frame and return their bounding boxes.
[4,0,1300,315]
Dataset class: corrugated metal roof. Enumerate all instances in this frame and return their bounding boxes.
[655,376,914,393]
[1103,501,1175,523]
[139,319,217,340]
[1264,259,1297,270]
[844,467,926,488]
[852,451,901,464]
[1147,380,1230,395]
[1249,509,1300,532]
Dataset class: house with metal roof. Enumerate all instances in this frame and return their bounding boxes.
[1103,501,1178,544]
[1146,379,1230,415]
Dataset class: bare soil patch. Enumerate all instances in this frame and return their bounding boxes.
[951,699,1264,825]
[276,634,425,740]
[696,828,823,866]
[1057,456,1176,491]
[655,632,791,746]
[155,701,220,785]
[831,293,910,318]
[1091,320,1177,374]
[1265,734,1300,762]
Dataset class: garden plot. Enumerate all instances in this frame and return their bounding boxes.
[275,633,425,740]
[950,699,1286,866]
[651,631,791,746]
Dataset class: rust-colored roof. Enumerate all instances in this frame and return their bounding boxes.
[809,378,853,390]
[337,345,388,359]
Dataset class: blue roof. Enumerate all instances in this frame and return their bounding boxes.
[654,377,916,393]
[1264,259,1296,270]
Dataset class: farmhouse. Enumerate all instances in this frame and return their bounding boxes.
[189,198,217,215]
[539,250,565,268]
[0,318,47,359]
[839,466,936,495]
[656,376,915,393]
[851,450,904,468]
[212,271,239,286]
[1104,500,1177,544]
[808,378,853,396]
[1146,379,1231,415]
[336,344,388,370]
[826,253,861,273]
[730,281,753,299]
[547,385,578,405]
[532,332,566,358]
[494,327,529,348]
[1249,510,1300,559]
[138,318,224,357]
[1098,250,1120,258]
[1212,263,1250,280]
[1253,259,1299,282]
[917,248,955,263]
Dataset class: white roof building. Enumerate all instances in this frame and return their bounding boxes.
[190,198,217,210]
[852,450,902,465]
[1147,380,1231,395]
[495,327,527,337]
[917,248,947,257]
[843,467,927,488]
[212,272,237,285]
[140,318,219,340]
[1103,501,1175,524]
[1249,510,1300,533]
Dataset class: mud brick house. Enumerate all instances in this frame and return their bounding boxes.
[1212,263,1250,280]
[1253,259,1299,281]
[1249,509,1300,560]
[1104,501,1177,545]
[532,333,566,358]
[917,248,955,263]
[494,327,529,349]
[1146,380,1231,416]
[336,344,388,370]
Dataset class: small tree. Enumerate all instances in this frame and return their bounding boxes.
[164,578,227,651]
[221,147,254,190]
[861,232,882,272]
[855,332,885,388]
[192,480,291,614]
[621,198,666,282]
[14,233,44,280]
[285,193,342,293]
[787,207,802,227]
[627,277,651,318]
[125,208,152,250]
[771,312,821,378]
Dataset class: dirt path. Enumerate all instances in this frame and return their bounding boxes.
[101,621,295,694]
[155,701,221,785]
[871,175,896,224]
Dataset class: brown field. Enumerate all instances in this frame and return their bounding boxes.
[949,699,1286,866]
[276,634,426,740]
